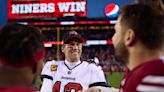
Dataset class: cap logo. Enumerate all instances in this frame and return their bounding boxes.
[69,31,78,35]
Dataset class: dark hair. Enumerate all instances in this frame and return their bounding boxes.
[135,0,164,14]
[0,23,44,66]
[136,0,164,5]
[119,4,164,49]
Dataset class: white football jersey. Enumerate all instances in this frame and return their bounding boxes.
[40,60,107,92]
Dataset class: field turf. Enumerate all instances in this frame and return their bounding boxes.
[106,72,124,88]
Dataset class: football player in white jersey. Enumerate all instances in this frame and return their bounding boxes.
[40,31,109,92]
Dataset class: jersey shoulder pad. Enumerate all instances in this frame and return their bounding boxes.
[42,60,63,74]
[45,60,63,66]
[86,61,102,71]
[41,60,64,80]
[47,60,63,71]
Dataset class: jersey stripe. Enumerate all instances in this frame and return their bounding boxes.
[142,75,164,85]
[41,75,53,81]
[137,84,164,92]
[89,82,109,88]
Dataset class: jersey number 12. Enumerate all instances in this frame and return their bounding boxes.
[53,81,83,92]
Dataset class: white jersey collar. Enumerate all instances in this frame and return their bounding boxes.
[64,60,81,69]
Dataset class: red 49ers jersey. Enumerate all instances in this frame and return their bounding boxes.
[40,60,107,92]
[120,58,164,92]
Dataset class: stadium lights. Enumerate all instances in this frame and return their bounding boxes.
[43,40,113,47]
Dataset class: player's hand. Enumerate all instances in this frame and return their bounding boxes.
[78,87,101,92]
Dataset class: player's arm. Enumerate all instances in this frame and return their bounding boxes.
[40,78,53,92]
[78,86,119,92]
[40,61,54,92]
[89,63,109,87]
[86,64,119,92]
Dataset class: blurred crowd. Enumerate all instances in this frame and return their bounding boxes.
[45,45,125,72]
[42,29,115,41]
[43,29,125,72]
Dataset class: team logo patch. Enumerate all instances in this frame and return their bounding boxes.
[51,65,58,71]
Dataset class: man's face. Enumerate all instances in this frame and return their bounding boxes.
[62,40,82,62]
[112,16,129,63]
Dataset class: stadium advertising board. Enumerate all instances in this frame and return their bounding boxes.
[7,0,87,19]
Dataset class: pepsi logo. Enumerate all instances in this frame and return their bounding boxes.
[105,4,119,18]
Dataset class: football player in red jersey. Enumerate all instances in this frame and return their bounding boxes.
[0,23,45,92]
[79,0,164,92]
[115,3,164,92]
